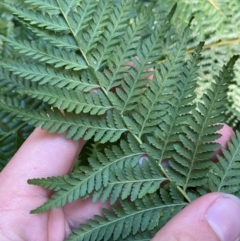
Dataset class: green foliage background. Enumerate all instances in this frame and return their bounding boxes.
[161,0,240,112]
[0,0,240,240]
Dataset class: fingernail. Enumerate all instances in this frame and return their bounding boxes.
[205,194,240,241]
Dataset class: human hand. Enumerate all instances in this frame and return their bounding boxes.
[0,128,108,240]
[0,125,239,241]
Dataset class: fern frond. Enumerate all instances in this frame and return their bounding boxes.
[88,0,134,70]
[0,62,99,91]
[2,3,69,32]
[0,93,45,169]
[28,175,70,192]
[57,0,98,37]
[168,55,239,192]
[27,27,78,50]
[28,137,144,212]
[126,24,196,139]
[0,133,19,169]
[88,1,155,72]
[77,0,113,55]
[113,63,153,114]
[1,37,87,70]
[19,86,112,115]
[0,66,27,90]
[0,98,127,142]
[105,5,176,114]
[92,159,166,204]
[65,188,186,241]
[157,0,240,116]
[142,41,203,165]
[209,131,240,194]
[1,1,240,239]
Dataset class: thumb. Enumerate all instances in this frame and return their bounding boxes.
[152,192,240,241]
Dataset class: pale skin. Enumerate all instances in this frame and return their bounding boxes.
[0,126,240,241]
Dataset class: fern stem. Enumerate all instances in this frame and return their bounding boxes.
[177,186,191,203]
[56,0,90,66]
[183,132,202,192]
[157,162,191,203]
[159,164,170,180]
[132,133,142,145]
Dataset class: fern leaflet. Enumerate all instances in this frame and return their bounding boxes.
[169,55,239,192]
[1,37,87,70]
[65,187,186,241]
[19,86,112,115]
[0,62,99,91]
[28,136,144,212]
[92,159,166,204]
[2,3,69,32]
[0,98,127,142]
[209,131,240,194]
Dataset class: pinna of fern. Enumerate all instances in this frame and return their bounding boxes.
[153,0,240,128]
[0,1,240,240]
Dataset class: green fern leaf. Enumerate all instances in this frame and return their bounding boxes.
[0,92,46,169]
[102,5,176,113]
[2,3,69,32]
[28,137,144,213]
[28,175,70,192]
[65,189,186,241]
[93,3,156,92]
[19,86,112,115]
[1,1,240,239]
[0,109,27,170]
[0,66,28,90]
[209,131,240,194]
[168,55,239,192]
[57,0,98,38]
[88,0,134,70]
[142,41,203,155]
[0,62,99,91]
[27,27,78,50]
[115,230,157,241]
[125,25,197,139]
[1,37,87,70]
[93,158,166,204]
[78,0,113,55]
[0,99,127,142]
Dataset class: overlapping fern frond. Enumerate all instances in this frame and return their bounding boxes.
[28,136,145,212]
[0,0,240,240]
[156,0,240,125]
[209,131,240,194]
[65,185,186,241]
[168,56,239,192]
